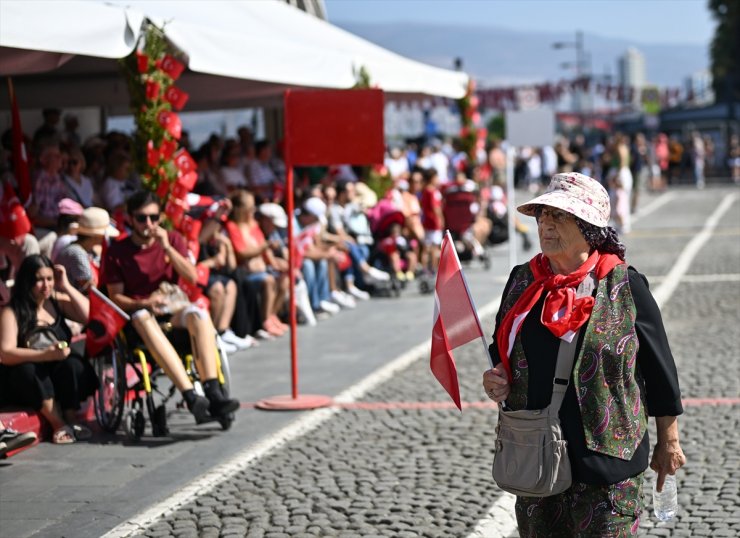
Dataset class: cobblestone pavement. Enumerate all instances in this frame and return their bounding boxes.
[105,186,740,538]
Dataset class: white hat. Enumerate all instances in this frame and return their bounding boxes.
[302,197,327,225]
[76,207,120,238]
[517,173,610,227]
[258,203,288,228]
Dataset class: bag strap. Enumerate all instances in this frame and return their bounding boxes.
[548,272,596,415]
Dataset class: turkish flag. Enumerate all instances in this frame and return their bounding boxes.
[173,149,196,174]
[160,54,185,80]
[160,139,178,161]
[0,181,32,241]
[155,179,171,200]
[164,198,188,227]
[179,215,202,242]
[430,231,484,410]
[147,140,160,167]
[164,85,189,110]
[145,80,160,100]
[224,220,247,254]
[7,78,31,203]
[136,51,149,73]
[157,111,182,140]
[86,287,129,357]
[195,263,210,286]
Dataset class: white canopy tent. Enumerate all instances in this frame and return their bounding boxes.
[0,0,467,111]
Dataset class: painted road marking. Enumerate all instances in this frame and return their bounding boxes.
[632,191,676,224]
[102,293,505,537]
[653,193,738,309]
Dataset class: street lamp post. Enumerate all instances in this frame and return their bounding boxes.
[553,30,587,113]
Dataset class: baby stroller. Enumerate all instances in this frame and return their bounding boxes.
[366,201,407,297]
[443,183,491,270]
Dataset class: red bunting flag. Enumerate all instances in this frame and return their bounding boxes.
[173,149,196,174]
[157,111,182,140]
[160,54,185,80]
[146,140,160,167]
[430,231,485,410]
[160,139,178,161]
[155,179,170,200]
[86,287,129,357]
[164,85,189,110]
[171,171,198,200]
[188,240,200,261]
[145,80,160,101]
[224,220,247,254]
[0,181,32,241]
[179,215,202,242]
[136,51,149,73]
[164,198,188,227]
[8,78,31,203]
[195,263,210,287]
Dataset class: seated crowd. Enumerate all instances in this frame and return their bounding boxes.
[0,113,503,449]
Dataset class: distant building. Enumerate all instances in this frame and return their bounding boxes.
[618,48,647,109]
[684,70,714,106]
[283,0,327,20]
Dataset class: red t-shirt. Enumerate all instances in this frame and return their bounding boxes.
[421,187,443,231]
[102,231,188,299]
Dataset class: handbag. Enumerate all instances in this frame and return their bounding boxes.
[25,325,66,351]
[492,273,595,497]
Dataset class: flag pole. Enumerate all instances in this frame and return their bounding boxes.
[445,230,494,370]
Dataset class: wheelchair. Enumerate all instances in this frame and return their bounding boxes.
[91,321,233,442]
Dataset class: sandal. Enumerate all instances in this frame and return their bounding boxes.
[52,425,76,445]
[71,424,92,440]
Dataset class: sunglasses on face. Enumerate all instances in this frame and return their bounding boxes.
[133,212,160,224]
[535,206,572,224]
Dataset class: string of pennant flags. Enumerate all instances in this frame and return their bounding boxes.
[401,76,684,111]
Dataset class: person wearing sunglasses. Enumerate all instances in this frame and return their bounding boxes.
[101,191,239,425]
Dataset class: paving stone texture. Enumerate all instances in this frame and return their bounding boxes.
[131,188,739,537]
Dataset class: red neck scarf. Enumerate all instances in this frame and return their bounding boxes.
[496,251,622,381]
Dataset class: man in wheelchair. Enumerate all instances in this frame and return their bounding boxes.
[102,191,239,425]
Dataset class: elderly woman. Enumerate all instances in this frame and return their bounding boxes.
[483,173,685,536]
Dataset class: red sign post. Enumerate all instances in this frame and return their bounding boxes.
[256,89,384,410]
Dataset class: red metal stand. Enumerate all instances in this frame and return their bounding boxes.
[255,90,333,411]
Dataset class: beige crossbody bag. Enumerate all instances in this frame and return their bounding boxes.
[492,273,595,497]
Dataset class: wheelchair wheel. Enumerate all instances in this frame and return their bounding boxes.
[92,337,127,433]
[151,404,169,437]
[125,406,145,441]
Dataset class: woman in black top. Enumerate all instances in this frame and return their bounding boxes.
[0,255,97,444]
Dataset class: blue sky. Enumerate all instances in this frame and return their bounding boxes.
[325,0,715,46]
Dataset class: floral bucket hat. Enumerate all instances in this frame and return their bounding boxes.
[517,172,610,227]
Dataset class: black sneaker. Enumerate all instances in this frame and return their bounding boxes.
[0,429,37,458]
[187,395,212,425]
[209,398,240,418]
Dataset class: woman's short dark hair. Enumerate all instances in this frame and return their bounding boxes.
[10,254,54,340]
[575,218,626,261]
[126,190,160,215]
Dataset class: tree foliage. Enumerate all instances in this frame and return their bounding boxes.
[709,0,740,101]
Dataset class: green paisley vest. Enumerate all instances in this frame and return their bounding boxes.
[499,263,647,461]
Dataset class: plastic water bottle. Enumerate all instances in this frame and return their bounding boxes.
[652,474,678,521]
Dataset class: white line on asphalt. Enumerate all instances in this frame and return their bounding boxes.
[103,294,505,538]
[466,191,739,538]
[631,191,676,224]
[646,273,740,284]
[652,193,738,309]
